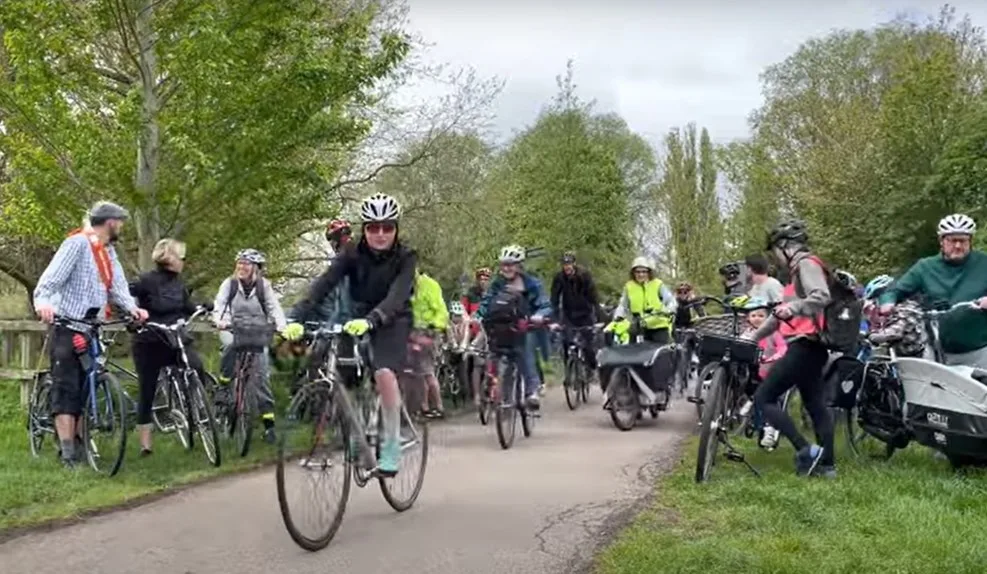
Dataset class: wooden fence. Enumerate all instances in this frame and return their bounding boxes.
[0,320,219,407]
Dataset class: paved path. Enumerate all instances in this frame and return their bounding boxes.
[0,388,693,574]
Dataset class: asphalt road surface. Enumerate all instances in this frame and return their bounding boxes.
[0,387,693,574]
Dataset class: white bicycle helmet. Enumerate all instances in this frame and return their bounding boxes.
[937,213,976,237]
[449,301,465,316]
[499,244,525,264]
[359,193,401,222]
[236,248,266,267]
[630,256,654,272]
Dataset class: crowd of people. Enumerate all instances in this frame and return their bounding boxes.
[30,194,987,479]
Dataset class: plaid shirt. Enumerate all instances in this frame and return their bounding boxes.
[34,234,137,320]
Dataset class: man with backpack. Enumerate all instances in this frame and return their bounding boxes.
[476,244,552,409]
[213,248,300,443]
[747,219,843,479]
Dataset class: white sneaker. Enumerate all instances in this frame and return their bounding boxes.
[760,426,779,450]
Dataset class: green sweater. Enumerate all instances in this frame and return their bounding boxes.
[887,251,987,354]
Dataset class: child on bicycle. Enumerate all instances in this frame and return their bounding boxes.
[743,297,787,450]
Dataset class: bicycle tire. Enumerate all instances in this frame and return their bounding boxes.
[695,366,727,483]
[579,359,590,403]
[495,374,517,449]
[379,405,429,511]
[693,363,717,420]
[150,371,174,433]
[83,371,128,477]
[187,371,222,467]
[276,387,351,551]
[170,374,192,450]
[27,373,52,457]
[564,355,579,411]
[234,354,257,458]
[608,368,639,431]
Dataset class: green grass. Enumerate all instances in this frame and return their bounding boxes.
[597,431,987,574]
[0,372,295,533]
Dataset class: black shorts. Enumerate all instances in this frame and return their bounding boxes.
[369,317,411,374]
[49,326,86,416]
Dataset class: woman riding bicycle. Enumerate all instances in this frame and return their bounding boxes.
[129,238,208,457]
[606,256,677,345]
[289,193,415,476]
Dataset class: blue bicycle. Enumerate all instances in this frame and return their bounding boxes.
[27,313,131,475]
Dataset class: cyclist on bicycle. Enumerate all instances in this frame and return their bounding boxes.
[462,267,490,340]
[550,251,601,371]
[719,261,749,306]
[129,238,208,457]
[476,244,552,409]
[289,193,415,476]
[749,219,835,478]
[673,282,706,328]
[606,256,677,345]
[879,214,987,368]
[33,201,148,468]
[448,301,488,406]
[410,268,449,418]
[213,248,297,444]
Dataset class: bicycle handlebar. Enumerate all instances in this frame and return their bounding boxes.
[922,300,982,317]
[139,306,212,334]
[53,315,134,329]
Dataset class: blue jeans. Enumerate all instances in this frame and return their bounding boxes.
[532,328,551,364]
[521,332,542,395]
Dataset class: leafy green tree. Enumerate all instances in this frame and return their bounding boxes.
[0,0,409,291]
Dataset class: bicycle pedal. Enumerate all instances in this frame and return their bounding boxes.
[687,396,702,404]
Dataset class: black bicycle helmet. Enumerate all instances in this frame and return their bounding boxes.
[766,219,809,249]
[561,250,576,264]
[718,262,741,279]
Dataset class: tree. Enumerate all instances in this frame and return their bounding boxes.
[0,0,410,293]
[653,124,724,292]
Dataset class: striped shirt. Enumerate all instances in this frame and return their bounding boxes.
[34,234,138,320]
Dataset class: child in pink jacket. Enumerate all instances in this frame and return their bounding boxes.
[743,298,788,449]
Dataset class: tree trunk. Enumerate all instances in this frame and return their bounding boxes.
[134,0,161,271]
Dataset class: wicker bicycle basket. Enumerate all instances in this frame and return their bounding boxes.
[690,314,743,338]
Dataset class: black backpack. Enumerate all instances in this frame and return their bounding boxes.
[482,288,528,347]
[795,256,863,354]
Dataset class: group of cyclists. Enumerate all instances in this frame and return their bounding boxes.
[29,192,987,481]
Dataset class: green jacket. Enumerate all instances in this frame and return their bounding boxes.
[411,272,449,331]
[886,251,987,354]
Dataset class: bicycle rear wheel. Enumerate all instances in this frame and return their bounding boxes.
[169,375,192,450]
[187,371,222,467]
[82,372,128,476]
[379,404,429,511]
[27,373,53,457]
[276,384,351,551]
[695,366,727,483]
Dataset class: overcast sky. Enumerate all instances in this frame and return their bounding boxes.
[407,1,987,146]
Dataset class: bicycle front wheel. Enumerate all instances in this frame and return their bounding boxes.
[277,384,351,551]
[233,355,258,458]
[83,372,128,476]
[187,371,222,467]
[695,366,727,483]
[495,376,517,449]
[379,404,429,512]
[564,356,579,410]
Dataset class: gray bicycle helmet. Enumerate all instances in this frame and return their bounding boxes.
[767,219,809,249]
[236,248,266,267]
[88,201,130,225]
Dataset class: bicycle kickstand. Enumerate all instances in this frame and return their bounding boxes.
[719,431,761,478]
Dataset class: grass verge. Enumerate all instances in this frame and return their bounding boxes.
[597,432,987,574]
[0,382,282,533]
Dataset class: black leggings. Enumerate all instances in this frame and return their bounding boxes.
[752,338,834,465]
[133,340,206,425]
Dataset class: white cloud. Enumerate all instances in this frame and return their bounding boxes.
[407,0,987,145]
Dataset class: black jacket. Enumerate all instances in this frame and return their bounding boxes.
[129,267,197,344]
[550,266,600,325]
[295,239,417,329]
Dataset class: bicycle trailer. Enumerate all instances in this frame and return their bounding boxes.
[896,358,987,464]
[598,342,677,396]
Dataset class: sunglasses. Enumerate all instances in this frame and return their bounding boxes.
[364,222,396,235]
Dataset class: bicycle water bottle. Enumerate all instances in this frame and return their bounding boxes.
[72,333,92,372]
